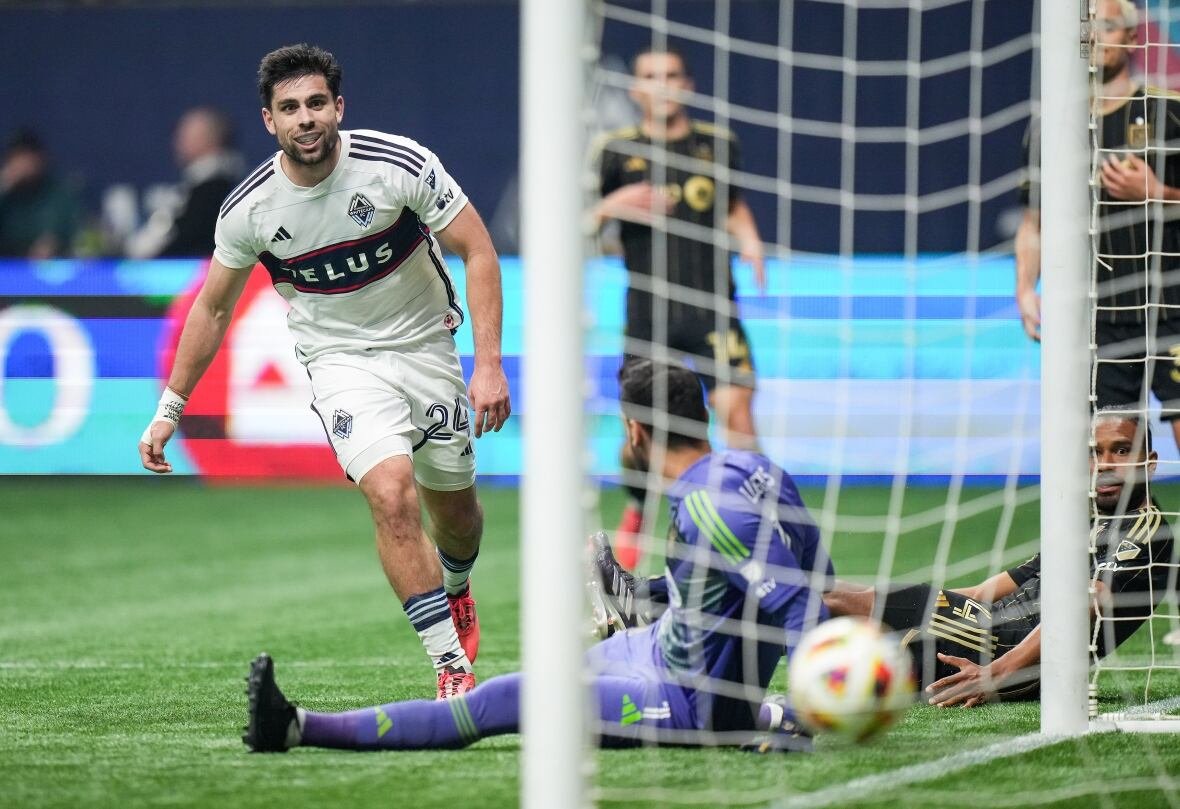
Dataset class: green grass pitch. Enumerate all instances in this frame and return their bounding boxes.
[3,478,1179,808]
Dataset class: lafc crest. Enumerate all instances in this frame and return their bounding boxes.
[1127,117,1152,151]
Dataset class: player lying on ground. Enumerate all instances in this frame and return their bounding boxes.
[593,410,1177,708]
[243,358,831,752]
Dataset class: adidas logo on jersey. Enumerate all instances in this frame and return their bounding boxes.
[271,226,292,242]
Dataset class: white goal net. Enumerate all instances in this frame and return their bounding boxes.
[522,0,1180,806]
[1086,0,1180,732]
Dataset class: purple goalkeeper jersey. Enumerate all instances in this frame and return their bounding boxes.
[651,450,833,730]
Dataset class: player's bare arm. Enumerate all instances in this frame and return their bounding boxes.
[726,198,765,293]
[1014,208,1041,342]
[437,203,511,438]
[593,181,675,229]
[948,570,1020,604]
[928,625,1042,708]
[138,258,252,472]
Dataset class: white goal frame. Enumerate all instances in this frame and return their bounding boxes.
[1038,0,1092,736]
[520,1,1177,803]
[521,1,589,807]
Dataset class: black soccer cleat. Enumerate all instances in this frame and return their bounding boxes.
[243,653,298,753]
[590,530,637,601]
[588,530,640,637]
[744,694,814,754]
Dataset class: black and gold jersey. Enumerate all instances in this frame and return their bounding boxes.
[595,121,742,305]
[1003,498,1177,657]
[1022,87,1180,325]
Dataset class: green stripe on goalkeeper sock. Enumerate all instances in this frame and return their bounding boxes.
[402,586,471,671]
[437,548,478,596]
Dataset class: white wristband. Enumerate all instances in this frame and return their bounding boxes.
[140,387,188,445]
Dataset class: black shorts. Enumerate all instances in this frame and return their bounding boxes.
[624,293,755,392]
[878,583,1039,699]
[1096,319,1180,420]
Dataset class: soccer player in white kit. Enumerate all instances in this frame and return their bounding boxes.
[137,44,510,700]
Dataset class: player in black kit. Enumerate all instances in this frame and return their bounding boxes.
[1017,0,1180,451]
[593,47,766,568]
[822,410,1178,707]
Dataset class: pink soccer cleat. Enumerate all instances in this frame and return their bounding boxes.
[436,665,477,700]
[448,585,480,663]
[614,502,644,570]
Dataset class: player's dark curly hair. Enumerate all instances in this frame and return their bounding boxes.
[1093,406,1154,455]
[257,44,343,107]
[618,357,709,448]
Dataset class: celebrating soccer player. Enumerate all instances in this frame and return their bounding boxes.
[137,44,510,700]
[243,358,831,752]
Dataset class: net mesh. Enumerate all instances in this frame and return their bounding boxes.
[1087,0,1180,724]
[578,0,1180,802]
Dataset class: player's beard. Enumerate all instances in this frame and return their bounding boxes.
[1101,50,1130,84]
[1094,471,1148,515]
[628,438,651,475]
[283,130,339,167]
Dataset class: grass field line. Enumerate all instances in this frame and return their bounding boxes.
[593,733,1064,809]
[771,732,1065,809]
[1094,694,1180,721]
[0,658,415,671]
[828,776,1180,808]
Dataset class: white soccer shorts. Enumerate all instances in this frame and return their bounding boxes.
[306,331,476,490]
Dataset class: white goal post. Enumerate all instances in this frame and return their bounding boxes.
[520,1,588,808]
[1037,0,1092,736]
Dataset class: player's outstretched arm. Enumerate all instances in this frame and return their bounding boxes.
[138,258,252,472]
[948,570,1020,604]
[437,204,510,438]
[927,625,1041,708]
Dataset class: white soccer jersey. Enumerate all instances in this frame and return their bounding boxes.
[214,129,469,363]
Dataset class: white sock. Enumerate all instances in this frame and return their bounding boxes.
[403,586,471,671]
[417,618,471,672]
[290,707,306,747]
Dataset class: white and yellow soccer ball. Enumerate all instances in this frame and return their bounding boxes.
[787,616,915,742]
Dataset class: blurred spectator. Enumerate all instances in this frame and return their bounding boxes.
[0,129,81,258]
[125,106,243,258]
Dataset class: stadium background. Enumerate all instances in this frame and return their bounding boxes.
[2,0,1128,480]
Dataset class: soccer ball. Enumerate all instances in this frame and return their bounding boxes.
[787,616,915,742]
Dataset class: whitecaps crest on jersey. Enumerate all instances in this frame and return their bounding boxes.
[348,192,376,228]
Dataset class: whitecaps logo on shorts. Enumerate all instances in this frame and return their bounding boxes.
[333,409,354,439]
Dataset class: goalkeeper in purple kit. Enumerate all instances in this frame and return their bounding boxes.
[243,358,832,752]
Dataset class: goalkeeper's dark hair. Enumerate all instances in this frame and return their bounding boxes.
[631,45,692,77]
[618,357,709,449]
[1093,406,1153,455]
[258,44,342,107]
